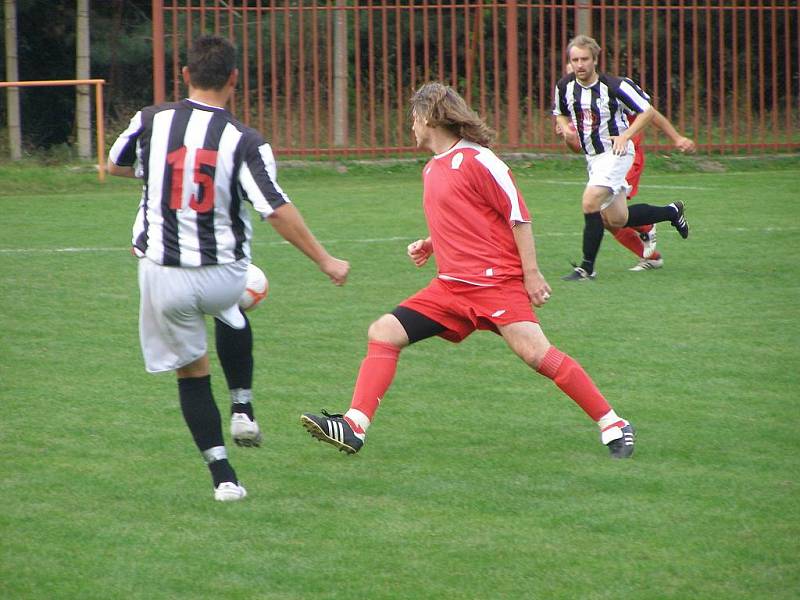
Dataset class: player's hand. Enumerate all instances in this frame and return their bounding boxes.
[524,271,552,308]
[407,238,433,267]
[556,121,582,153]
[675,136,696,153]
[610,135,629,156]
[320,256,350,286]
[563,131,582,154]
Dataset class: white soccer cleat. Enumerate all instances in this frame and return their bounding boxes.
[629,257,664,271]
[639,224,658,258]
[214,481,248,502]
[230,413,263,447]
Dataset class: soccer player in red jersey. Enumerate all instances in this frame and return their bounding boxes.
[301,82,635,459]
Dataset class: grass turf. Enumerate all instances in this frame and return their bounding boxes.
[0,157,798,599]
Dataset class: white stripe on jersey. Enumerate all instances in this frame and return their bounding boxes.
[258,144,290,205]
[215,123,249,264]
[137,109,175,262]
[618,79,651,112]
[177,109,215,267]
[240,143,290,218]
[553,75,651,156]
[471,144,529,224]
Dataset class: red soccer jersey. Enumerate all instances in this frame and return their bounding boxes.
[421,140,531,286]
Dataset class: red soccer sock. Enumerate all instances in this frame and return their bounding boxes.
[537,346,611,422]
[633,224,653,235]
[346,341,402,431]
[613,227,646,258]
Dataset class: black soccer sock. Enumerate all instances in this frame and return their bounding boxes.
[581,211,605,273]
[214,314,255,419]
[208,459,237,488]
[178,375,236,486]
[625,203,678,227]
[215,313,253,389]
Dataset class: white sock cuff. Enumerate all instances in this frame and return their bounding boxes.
[202,446,228,464]
[344,408,371,431]
[597,409,621,430]
[230,388,253,405]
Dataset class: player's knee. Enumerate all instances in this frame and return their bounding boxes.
[522,345,550,370]
[605,212,627,228]
[367,314,408,347]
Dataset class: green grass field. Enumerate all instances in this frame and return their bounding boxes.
[1,156,798,599]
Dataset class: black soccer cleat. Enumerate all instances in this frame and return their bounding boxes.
[301,410,364,455]
[605,423,636,459]
[670,201,690,239]
[561,262,597,282]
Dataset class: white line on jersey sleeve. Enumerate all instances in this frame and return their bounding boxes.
[258,143,291,205]
[239,142,291,218]
[474,147,529,224]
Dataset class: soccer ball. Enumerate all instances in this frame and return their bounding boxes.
[239,263,269,311]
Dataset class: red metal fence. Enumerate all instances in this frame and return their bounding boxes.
[152,1,800,157]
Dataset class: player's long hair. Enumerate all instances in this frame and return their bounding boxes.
[187,36,236,90]
[410,82,495,147]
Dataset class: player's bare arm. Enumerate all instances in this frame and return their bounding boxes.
[511,222,551,307]
[554,114,574,140]
[107,160,137,178]
[651,109,696,153]
[407,237,433,267]
[555,115,582,154]
[610,106,655,155]
[267,203,350,286]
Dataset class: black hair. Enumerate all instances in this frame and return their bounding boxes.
[187,36,236,90]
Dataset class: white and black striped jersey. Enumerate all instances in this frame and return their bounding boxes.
[553,73,651,156]
[109,98,290,267]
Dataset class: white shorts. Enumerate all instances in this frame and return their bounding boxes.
[138,258,248,373]
[585,142,635,208]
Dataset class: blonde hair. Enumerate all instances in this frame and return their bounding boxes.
[409,82,495,147]
[566,35,601,61]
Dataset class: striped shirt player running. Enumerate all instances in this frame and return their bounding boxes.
[611,112,696,272]
[553,35,689,281]
[301,82,635,459]
[108,36,349,502]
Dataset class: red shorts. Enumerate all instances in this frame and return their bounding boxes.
[626,138,645,200]
[399,277,538,343]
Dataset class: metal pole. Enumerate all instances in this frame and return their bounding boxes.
[4,0,21,160]
[333,0,348,147]
[575,0,592,36]
[506,0,519,146]
[152,0,165,104]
